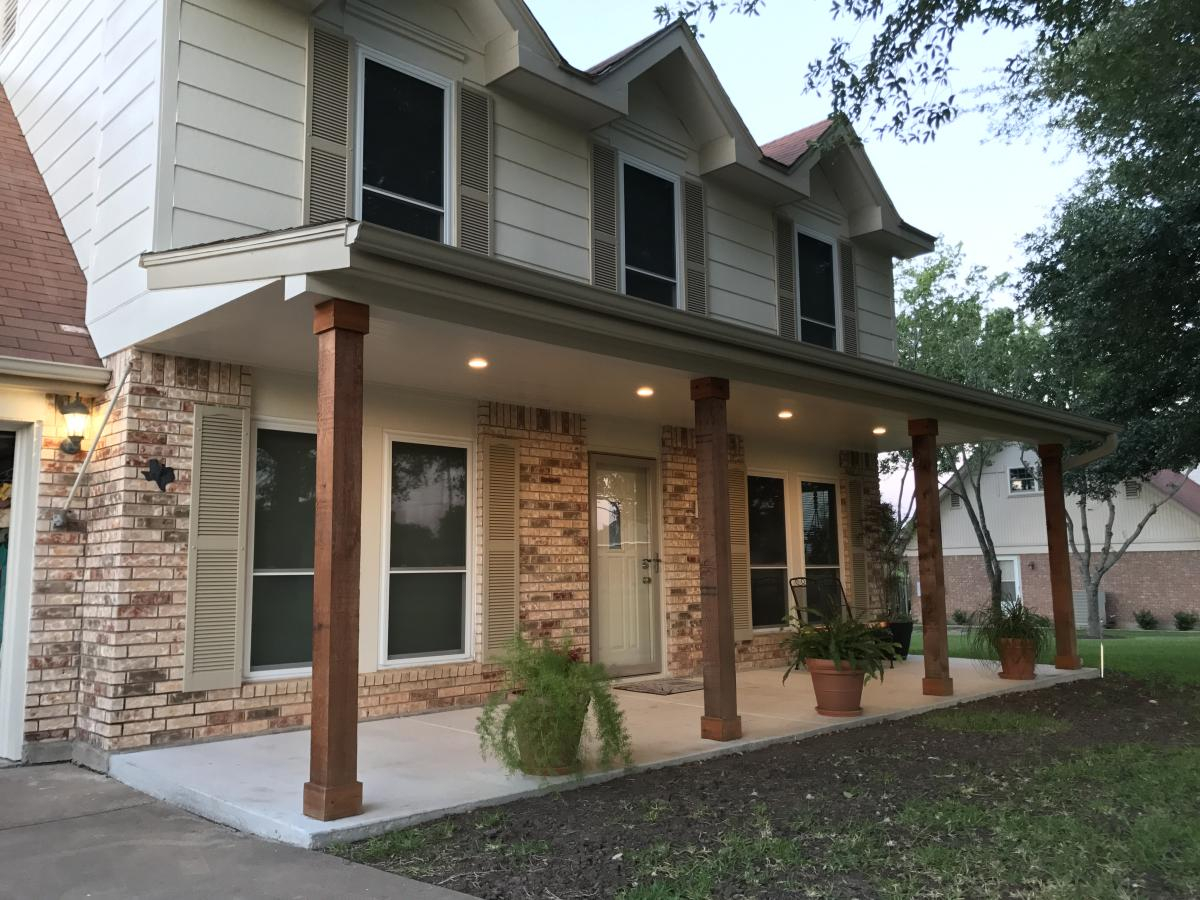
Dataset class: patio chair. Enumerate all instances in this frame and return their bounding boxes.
[788,575,854,623]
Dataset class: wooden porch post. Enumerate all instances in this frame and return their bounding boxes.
[1038,443,1082,669]
[304,298,369,821]
[908,418,953,696]
[691,377,742,741]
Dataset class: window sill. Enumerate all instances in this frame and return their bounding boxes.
[244,666,313,683]
[377,652,473,670]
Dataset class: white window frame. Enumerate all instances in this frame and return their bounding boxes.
[1007,466,1043,496]
[747,469,795,633]
[354,46,454,245]
[793,223,842,352]
[244,418,318,682]
[997,555,1023,607]
[792,473,849,622]
[378,431,475,669]
[618,154,682,310]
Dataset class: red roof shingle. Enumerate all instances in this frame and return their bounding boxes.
[0,88,99,367]
[759,119,835,168]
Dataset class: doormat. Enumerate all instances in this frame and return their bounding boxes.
[615,678,704,695]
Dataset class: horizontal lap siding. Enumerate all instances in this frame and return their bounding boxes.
[492,96,590,282]
[706,184,777,333]
[853,246,896,364]
[170,0,306,248]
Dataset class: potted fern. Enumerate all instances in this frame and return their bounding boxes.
[783,610,899,717]
[477,636,632,776]
[967,601,1051,680]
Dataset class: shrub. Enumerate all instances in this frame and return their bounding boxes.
[1134,609,1159,630]
[967,602,1052,662]
[1174,611,1197,631]
[782,608,900,684]
[951,609,969,626]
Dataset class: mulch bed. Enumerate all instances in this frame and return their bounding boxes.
[336,676,1198,899]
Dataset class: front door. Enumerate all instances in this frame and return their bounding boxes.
[590,455,661,676]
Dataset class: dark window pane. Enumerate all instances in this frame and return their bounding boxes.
[802,481,839,566]
[362,191,443,241]
[388,572,465,658]
[751,568,788,628]
[624,269,676,306]
[800,319,837,349]
[623,164,676,279]
[362,59,444,207]
[253,429,316,570]
[796,232,836,328]
[250,574,313,669]
[803,568,843,622]
[748,476,786,565]
[390,442,467,568]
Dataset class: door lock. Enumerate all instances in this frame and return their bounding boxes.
[641,556,663,573]
[642,575,652,584]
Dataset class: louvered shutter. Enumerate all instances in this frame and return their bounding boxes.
[590,143,619,290]
[457,84,493,254]
[845,476,869,614]
[682,178,709,315]
[183,405,250,691]
[305,28,352,224]
[775,218,796,340]
[482,437,520,661]
[838,240,860,356]
[728,461,753,641]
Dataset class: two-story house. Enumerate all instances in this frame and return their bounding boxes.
[0,0,1114,818]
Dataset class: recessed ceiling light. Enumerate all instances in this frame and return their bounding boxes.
[467,357,489,369]
[777,410,794,420]
[872,426,887,435]
[636,386,655,398]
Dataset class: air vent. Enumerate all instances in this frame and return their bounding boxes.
[2,0,17,49]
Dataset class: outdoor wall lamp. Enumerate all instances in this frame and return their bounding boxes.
[57,393,91,454]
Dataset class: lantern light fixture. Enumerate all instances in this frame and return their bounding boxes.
[57,393,90,454]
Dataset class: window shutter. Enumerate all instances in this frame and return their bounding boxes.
[682,178,709,315]
[457,83,492,254]
[305,28,352,225]
[183,405,250,691]
[482,437,520,661]
[728,461,753,641]
[590,143,619,291]
[838,240,860,356]
[775,218,796,340]
[845,476,869,613]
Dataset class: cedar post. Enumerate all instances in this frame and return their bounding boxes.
[691,377,742,741]
[908,418,953,696]
[1038,443,1082,669]
[304,298,369,821]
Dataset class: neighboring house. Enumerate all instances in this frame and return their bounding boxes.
[0,0,1115,813]
[903,443,1200,627]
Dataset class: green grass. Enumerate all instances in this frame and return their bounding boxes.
[917,708,1068,734]
[911,629,1200,684]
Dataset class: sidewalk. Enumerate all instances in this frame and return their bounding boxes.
[0,764,472,900]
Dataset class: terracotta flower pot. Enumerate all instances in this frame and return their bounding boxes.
[806,657,866,717]
[513,696,589,776]
[997,638,1037,680]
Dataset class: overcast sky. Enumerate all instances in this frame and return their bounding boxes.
[525,0,1088,282]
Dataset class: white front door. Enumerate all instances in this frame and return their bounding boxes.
[590,455,661,677]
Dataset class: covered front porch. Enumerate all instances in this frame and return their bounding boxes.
[110,657,1097,848]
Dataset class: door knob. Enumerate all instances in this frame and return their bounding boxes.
[641,556,663,573]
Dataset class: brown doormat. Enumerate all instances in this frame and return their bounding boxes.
[615,677,704,695]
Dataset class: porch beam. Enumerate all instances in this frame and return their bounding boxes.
[908,418,953,696]
[304,298,369,821]
[691,376,742,741]
[1038,443,1082,669]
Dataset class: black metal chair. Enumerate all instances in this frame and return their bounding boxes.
[788,575,854,623]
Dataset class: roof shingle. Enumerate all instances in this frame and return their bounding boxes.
[759,119,835,167]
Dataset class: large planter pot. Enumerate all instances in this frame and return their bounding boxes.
[805,658,867,717]
[513,695,589,776]
[997,638,1037,680]
[887,621,914,660]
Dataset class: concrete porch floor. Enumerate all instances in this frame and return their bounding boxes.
[109,656,1097,849]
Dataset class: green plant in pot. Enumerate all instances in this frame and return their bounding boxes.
[881,597,915,660]
[783,609,899,717]
[967,601,1051,680]
[477,635,632,776]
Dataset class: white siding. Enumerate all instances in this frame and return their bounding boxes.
[855,246,896,364]
[705,183,776,333]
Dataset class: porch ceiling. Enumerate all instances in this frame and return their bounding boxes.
[139,223,1118,451]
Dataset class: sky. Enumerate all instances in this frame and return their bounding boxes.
[524,0,1089,280]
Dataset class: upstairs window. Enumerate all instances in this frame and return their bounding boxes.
[1008,466,1042,494]
[359,55,449,242]
[796,231,838,349]
[621,161,678,307]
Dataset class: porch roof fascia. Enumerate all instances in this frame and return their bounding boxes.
[140,222,1117,448]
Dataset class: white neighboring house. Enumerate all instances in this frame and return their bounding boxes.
[904,443,1200,627]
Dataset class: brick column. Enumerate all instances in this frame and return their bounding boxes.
[304,299,368,821]
[908,418,953,696]
[1038,443,1082,669]
[691,377,741,741]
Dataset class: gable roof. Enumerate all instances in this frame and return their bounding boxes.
[0,88,99,367]
[1150,471,1200,519]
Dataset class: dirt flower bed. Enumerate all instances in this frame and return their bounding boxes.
[333,677,1200,899]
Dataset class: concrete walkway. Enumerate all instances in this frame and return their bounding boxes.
[0,763,472,899]
[110,656,1098,850]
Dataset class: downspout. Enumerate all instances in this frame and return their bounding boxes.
[1063,432,1119,471]
[51,364,132,529]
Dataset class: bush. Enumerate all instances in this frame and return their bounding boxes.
[967,602,1052,662]
[1174,611,1198,631]
[782,608,900,684]
[951,609,969,626]
[1134,609,1159,630]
